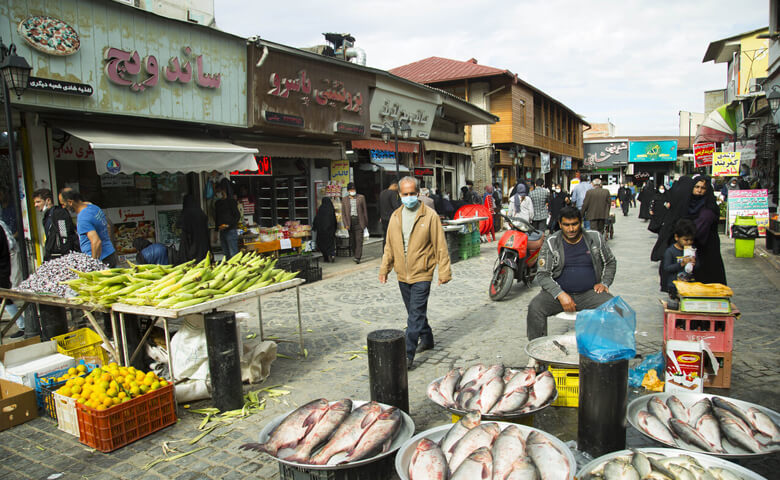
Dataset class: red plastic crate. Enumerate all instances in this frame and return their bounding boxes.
[75,383,176,452]
[663,311,734,352]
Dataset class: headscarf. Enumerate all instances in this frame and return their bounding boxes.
[688,175,718,217]
[313,197,335,228]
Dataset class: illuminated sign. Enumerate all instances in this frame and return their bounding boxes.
[414,168,434,176]
[231,156,272,176]
[334,122,365,135]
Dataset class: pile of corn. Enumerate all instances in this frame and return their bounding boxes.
[66,252,298,309]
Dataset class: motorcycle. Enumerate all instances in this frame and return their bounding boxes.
[489,214,545,301]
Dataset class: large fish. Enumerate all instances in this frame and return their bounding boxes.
[688,398,712,426]
[719,417,763,453]
[746,407,780,442]
[491,425,527,480]
[637,411,676,445]
[439,368,462,407]
[440,411,481,461]
[526,431,570,480]
[308,401,383,465]
[603,459,639,480]
[456,388,478,411]
[240,398,329,455]
[448,422,501,473]
[340,407,401,463]
[669,418,721,453]
[476,375,504,414]
[460,364,487,389]
[504,368,537,390]
[666,396,689,424]
[709,467,743,480]
[629,450,651,479]
[696,414,725,454]
[462,364,504,392]
[712,407,753,436]
[525,371,556,410]
[647,397,672,426]
[491,386,530,415]
[668,464,696,480]
[451,446,493,480]
[409,439,448,480]
[428,380,449,406]
[505,457,540,480]
[282,399,352,463]
[711,397,755,432]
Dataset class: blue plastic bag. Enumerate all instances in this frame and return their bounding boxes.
[628,352,665,387]
[575,296,636,363]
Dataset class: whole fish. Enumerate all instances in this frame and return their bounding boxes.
[476,375,504,414]
[506,456,540,480]
[283,399,353,463]
[460,364,487,389]
[647,397,673,426]
[440,411,481,461]
[637,411,676,445]
[527,431,570,480]
[409,439,448,480]
[688,398,712,426]
[456,388,478,411]
[709,467,743,480]
[666,396,689,424]
[463,364,504,392]
[668,464,696,480]
[525,371,556,410]
[711,397,755,432]
[465,390,483,411]
[491,425,527,480]
[629,450,651,479]
[712,407,753,435]
[504,367,537,390]
[439,368,462,407]
[746,407,780,442]
[719,417,763,453]
[448,423,501,473]
[669,418,720,453]
[308,402,383,465]
[451,446,493,480]
[603,459,639,480]
[695,414,725,454]
[689,464,717,480]
[491,386,530,415]
[647,457,676,480]
[340,407,401,463]
[428,380,449,406]
[240,398,329,455]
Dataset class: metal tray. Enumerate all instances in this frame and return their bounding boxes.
[427,375,558,420]
[395,421,576,480]
[576,447,767,480]
[256,400,415,471]
[525,334,579,367]
[627,392,780,458]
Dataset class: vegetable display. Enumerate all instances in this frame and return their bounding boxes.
[15,252,108,297]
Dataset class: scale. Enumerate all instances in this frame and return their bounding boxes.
[678,297,732,314]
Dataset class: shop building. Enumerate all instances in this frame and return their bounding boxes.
[584,137,690,188]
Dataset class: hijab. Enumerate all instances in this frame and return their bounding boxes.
[688,175,718,217]
[313,197,336,232]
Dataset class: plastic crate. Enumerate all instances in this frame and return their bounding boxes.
[52,328,109,365]
[663,311,734,352]
[704,351,732,389]
[53,392,79,436]
[76,383,176,452]
[33,360,98,419]
[303,266,322,283]
[549,366,579,407]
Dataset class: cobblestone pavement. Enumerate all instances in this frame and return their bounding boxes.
[1,210,779,479]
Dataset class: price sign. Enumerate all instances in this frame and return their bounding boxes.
[712,152,740,176]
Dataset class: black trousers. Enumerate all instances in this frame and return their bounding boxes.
[621,201,630,216]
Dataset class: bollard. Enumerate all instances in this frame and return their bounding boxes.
[577,354,629,458]
[38,305,68,341]
[204,310,243,411]
[367,329,409,413]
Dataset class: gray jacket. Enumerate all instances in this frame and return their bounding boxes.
[534,230,616,299]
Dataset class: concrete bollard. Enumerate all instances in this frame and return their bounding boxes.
[367,329,409,413]
[204,311,243,411]
[577,354,629,458]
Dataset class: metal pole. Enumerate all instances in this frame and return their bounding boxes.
[394,120,400,182]
[2,80,30,280]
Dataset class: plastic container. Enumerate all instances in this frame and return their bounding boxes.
[663,311,734,352]
[549,366,579,407]
[33,360,98,419]
[53,392,79,436]
[76,383,176,452]
[52,328,109,365]
[733,216,758,258]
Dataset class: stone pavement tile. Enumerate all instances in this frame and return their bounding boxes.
[173,471,210,480]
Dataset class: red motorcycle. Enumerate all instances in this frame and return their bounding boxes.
[489,214,545,301]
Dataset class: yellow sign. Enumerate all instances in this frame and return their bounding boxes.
[712,152,740,176]
[330,159,350,187]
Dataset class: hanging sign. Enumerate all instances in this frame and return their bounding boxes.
[230,156,272,176]
[334,122,365,135]
[541,152,551,174]
[693,142,716,167]
[712,152,740,176]
[728,189,768,237]
[27,76,93,96]
[331,159,350,187]
[561,156,572,170]
[264,110,304,128]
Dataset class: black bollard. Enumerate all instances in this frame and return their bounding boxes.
[38,305,68,341]
[577,355,629,458]
[367,329,409,413]
[204,311,243,411]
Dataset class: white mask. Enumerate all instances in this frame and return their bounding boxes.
[348,190,356,197]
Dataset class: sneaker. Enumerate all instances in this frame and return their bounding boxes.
[9,330,24,339]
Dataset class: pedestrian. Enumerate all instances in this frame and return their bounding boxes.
[214,180,241,260]
[638,180,655,220]
[0,219,25,338]
[570,176,592,211]
[529,178,550,231]
[465,180,481,204]
[379,176,451,369]
[177,194,210,263]
[60,189,118,267]
[648,184,668,234]
[660,218,696,298]
[132,237,169,265]
[720,177,740,201]
[313,197,337,263]
[617,184,632,216]
[0,186,17,239]
[342,182,368,264]
[525,206,617,340]
[419,187,436,212]
[630,183,637,208]
[32,188,79,261]
[379,182,401,249]
[548,184,570,232]
[507,182,534,223]
[581,178,612,236]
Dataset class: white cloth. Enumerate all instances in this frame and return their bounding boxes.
[507,194,534,222]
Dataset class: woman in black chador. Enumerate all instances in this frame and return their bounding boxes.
[313,197,337,263]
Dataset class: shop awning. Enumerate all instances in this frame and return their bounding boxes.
[351,139,419,154]
[63,127,259,175]
[359,161,410,172]
[422,140,472,156]
[694,104,736,144]
[245,141,343,160]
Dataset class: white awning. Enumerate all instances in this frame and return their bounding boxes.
[63,127,259,175]
[422,140,472,156]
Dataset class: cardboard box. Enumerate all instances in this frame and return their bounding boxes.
[0,338,75,388]
[0,378,38,431]
[664,339,718,393]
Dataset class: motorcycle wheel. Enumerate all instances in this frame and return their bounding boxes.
[489,265,514,301]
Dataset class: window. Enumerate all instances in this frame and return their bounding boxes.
[544,100,550,137]
[534,98,542,134]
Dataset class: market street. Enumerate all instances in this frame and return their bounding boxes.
[1,212,778,480]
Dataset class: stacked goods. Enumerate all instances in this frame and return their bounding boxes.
[408,414,571,480]
[66,252,298,308]
[56,362,168,411]
[427,365,557,416]
[15,252,108,297]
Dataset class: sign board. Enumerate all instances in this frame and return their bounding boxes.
[728,189,768,237]
[629,140,678,162]
[712,152,740,176]
[561,156,572,170]
[27,76,93,96]
[583,141,628,168]
[156,205,182,245]
[330,159,350,187]
[369,85,437,140]
[540,152,551,174]
[104,206,157,264]
[693,142,716,167]
[231,156,273,176]
[414,168,434,176]
[722,140,756,168]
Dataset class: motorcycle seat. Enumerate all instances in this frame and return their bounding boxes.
[527,231,545,252]
[527,231,544,242]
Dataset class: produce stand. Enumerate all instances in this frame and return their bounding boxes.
[243,237,302,254]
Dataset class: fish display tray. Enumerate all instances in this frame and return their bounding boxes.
[576,447,767,480]
[257,400,415,471]
[626,392,780,458]
[394,422,576,480]
[525,334,579,367]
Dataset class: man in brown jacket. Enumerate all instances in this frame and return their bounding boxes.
[379,176,452,369]
[342,182,369,263]
[581,178,612,235]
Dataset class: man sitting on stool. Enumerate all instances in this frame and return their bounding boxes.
[526,206,617,340]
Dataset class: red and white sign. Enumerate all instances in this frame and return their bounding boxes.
[693,142,715,168]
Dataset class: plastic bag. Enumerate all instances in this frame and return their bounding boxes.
[731,224,759,239]
[628,351,665,387]
[363,227,370,238]
[575,296,636,363]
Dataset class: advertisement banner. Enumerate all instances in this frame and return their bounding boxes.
[541,152,551,174]
[561,156,572,170]
[721,140,756,168]
[584,141,628,168]
[629,140,678,162]
[330,159,350,187]
[104,206,157,264]
[712,152,740,176]
[693,142,716,167]
[728,189,768,237]
[156,205,182,245]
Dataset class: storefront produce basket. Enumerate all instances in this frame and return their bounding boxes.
[52,328,109,365]
[33,360,99,419]
[53,392,79,437]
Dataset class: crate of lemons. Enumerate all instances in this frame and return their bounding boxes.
[56,362,168,411]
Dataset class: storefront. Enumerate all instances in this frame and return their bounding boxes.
[629,140,678,187]
[583,140,630,187]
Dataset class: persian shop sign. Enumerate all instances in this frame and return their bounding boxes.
[268,70,364,113]
[583,141,628,168]
[103,46,221,93]
[231,156,272,176]
[693,142,716,168]
[629,140,678,163]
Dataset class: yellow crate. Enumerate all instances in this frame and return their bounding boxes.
[52,328,108,366]
[549,366,579,408]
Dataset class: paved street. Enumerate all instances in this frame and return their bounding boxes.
[1,210,779,479]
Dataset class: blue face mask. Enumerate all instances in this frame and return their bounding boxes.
[401,196,419,209]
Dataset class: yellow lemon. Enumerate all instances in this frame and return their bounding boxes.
[112,397,121,406]
[67,367,77,376]
[121,397,132,403]
[76,364,86,373]
[71,384,82,395]
[102,397,113,408]
[159,380,168,387]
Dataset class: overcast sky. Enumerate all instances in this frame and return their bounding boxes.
[214,0,767,136]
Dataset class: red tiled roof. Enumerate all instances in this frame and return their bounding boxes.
[389,57,510,84]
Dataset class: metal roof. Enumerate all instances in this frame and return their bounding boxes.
[702,26,768,63]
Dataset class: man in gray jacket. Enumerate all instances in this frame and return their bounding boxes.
[526,206,617,340]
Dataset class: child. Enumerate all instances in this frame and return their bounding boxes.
[661,218,697,297]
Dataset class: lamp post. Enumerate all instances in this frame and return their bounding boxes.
[767,85,780,115]
[381,119,412,181]
[0,37,32,280]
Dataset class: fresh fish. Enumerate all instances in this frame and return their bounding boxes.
[240,398,329,455]
[719,417,763,453]
[448,423,501,473]
[283,399,353,463]
[439,411,481,461]
[695,414,725,454]
[476,375,504,414]
[491,425,527,480]
[491,386,530,415]
[308,402,383,465]
[637,411,676,445]
[711,397,755,432]
[439,368,462,407]
[746,407,780,442]
[647,397,673,426]
[688,398,712,426]
[712,407,753,436]
[526,431,570,480]
[460,364,487,389]
[451,446,493,480]
[708,467,743,480]
[669,418,721,453]
[689,464,717,480]
[463,364,504,392]
[504,367,537,390]
[629,450,651,479]
[668,464,696,480]
[603,459,639,480]
[666,396,690,424]
[456,388,478,411]
[466,390,483,411]
[505,456,540,480]
[340,407,401,463]
[647,456,676,480]
[409,438,448,480]
[525,371,556,410]
[657,455,700,470]
[428,380,450,406]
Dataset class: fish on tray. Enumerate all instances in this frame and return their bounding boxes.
[580,449,751,480]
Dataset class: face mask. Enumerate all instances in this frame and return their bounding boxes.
[348,190,356,196]
[555,188,561,193]
[658,188,665,194]
[401,196,418,209]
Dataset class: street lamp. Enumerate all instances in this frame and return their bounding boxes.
[0,41,32,99]
[767,85,780,114]
[381,119,412,181]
